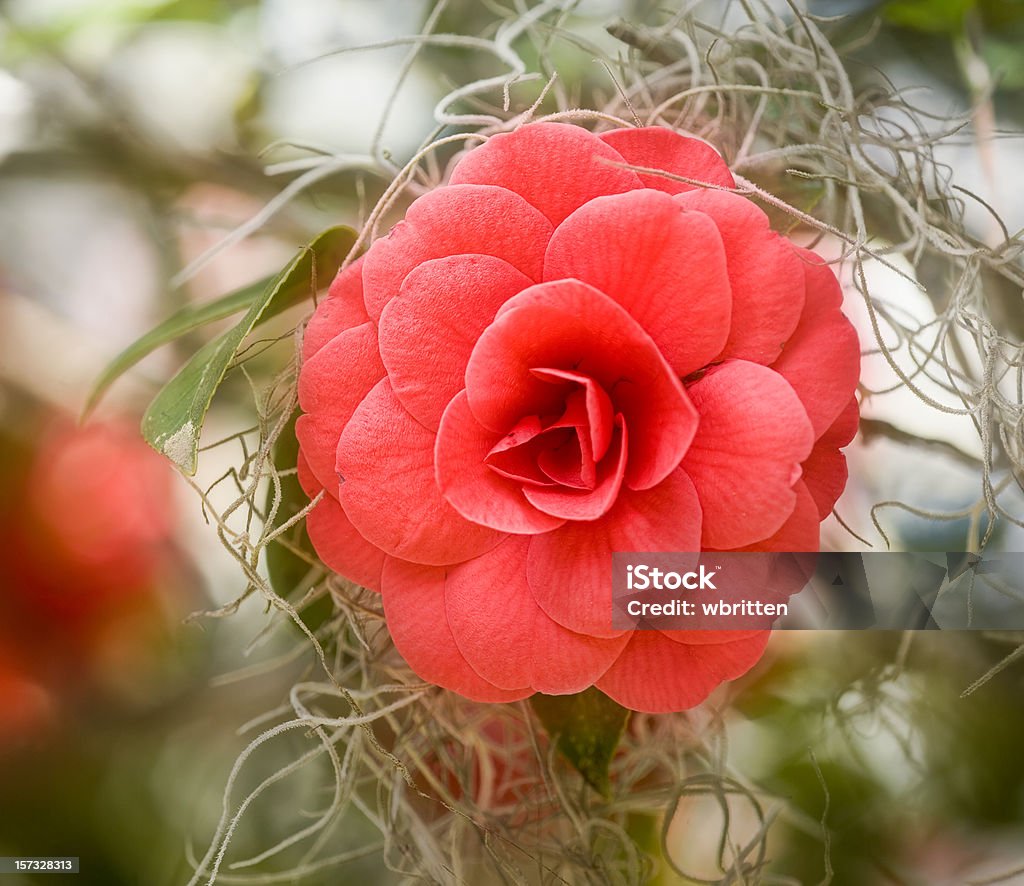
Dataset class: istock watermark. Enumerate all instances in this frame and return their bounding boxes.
[625,563,718,591]
[612,552,1024,631]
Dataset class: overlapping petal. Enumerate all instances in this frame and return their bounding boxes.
[543,189,732,376]
[674,190,805,364]
[297,452,386,592]
[527,468,702,639]
[445,537,628,693]
[382,557,530,702]
[379,254,533,430]
[361,184,552,320]
[598,126,736,193]
[736,479,821,553]
[596,630,769,714]
[296,321,385,492]
[683,361,814,549]
[306,491,387,592]
[302,256,369,361]
[771,251,860,437]
[801,396,860,519]
[659,483,819,642]
[336,380,505,565]
[450,122,642,225]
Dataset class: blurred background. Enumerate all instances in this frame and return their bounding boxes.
[1,0,1023,883]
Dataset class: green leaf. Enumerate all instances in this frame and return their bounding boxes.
[264,410,332,632]
[86,277,272,419]
[141,225,357,474]
[531,687,630,798]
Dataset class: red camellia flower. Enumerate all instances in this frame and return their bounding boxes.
[2,420,177,667]
[296,122,860,713]
[13,422,176,619]
[0,418,182,742]
[0,657,54,751]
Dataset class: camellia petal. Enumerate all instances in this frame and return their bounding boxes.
[306,489,387,592]
[445,537,628,693]
[543,189,733,376]
[683,361,814,549]
[771,251,860,437]
[527,468,702,639]
[484,414,556,486]
[302,256,369,362]
[296,321,385,492]
[379,254,533,430]
[531,368,614,461]
[674,190,805,365]
[659,483,821,648]
[465,279,698,490]
[382,558,530,702]
[449,122,642,226]
[336,379,505,565]
[435,392,568,534]
[598,126,736,193]
[298,452,386,591]
[523,419,627,521]
[596,630,770,714]
[361,184,552,320]
[736,479,821,552]
[801,396,860,519]
[295,448,319,498]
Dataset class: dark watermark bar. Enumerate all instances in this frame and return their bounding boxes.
[611,552,1024,631]
[0,857,79,874]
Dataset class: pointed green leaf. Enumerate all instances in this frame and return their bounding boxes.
[531,687,630,798]
[141,225,357,474]
[85,277,272,419]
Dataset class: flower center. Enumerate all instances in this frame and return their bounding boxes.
[480,368,630,521]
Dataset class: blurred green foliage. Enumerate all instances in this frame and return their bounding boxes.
[883,0,978,32]
[879,0,1024,93]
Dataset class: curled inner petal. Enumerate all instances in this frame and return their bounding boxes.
[523,418,628,521]
[483,374,615,493]
[465,279,698,491]
[531,367,614,461]
[435,391,568,535]
[484,415,555,486]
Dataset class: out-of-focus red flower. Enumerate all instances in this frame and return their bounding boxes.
[296,122,860,712]
[9,422,174,618]
[1,419,179,698]
[0,656,54,752]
